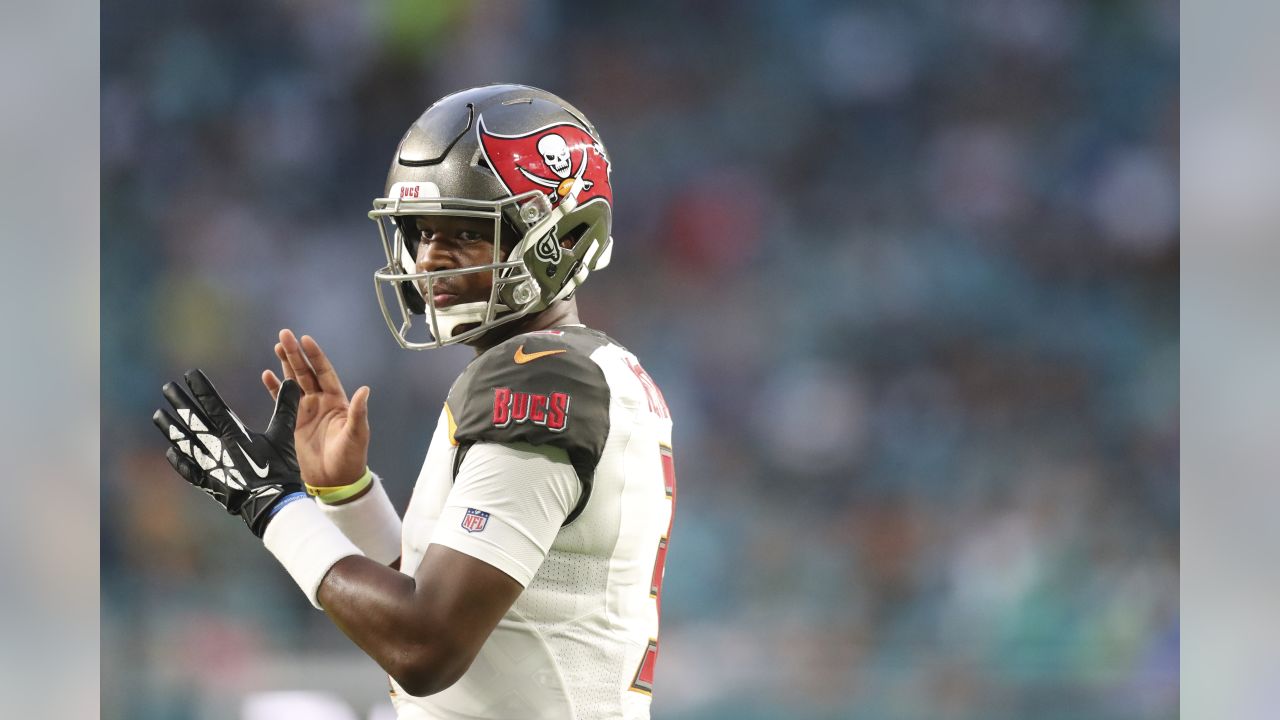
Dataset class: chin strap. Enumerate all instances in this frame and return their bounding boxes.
[430,301,494,341]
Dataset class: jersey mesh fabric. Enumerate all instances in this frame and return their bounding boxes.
[513,523,622,716]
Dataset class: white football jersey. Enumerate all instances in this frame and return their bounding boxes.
[390,326,676,720]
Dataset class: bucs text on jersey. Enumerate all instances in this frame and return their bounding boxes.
[392,325,676,719]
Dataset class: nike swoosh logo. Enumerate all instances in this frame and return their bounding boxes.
[237,443,271,478]
[514,345,567,364]
[229,410,252,441]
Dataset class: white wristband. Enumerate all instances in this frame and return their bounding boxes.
[317,473,403,565]
[263,498,363,609]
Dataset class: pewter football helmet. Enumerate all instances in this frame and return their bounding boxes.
[369,84,614,349]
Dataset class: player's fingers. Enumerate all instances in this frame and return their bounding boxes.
[274,343,297,383]
[157,399,227,470]
[164,444,202,486]
[279,329,320,394]
[262,370,282,401]
[300,334,346,396]
[184,369,243,439]
[154,408,226,475]
[267,379,302,439]
[153,407,191,445]
[161,381,216,436]
[349,386,371,431]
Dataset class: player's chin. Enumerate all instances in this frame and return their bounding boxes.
[451,321,484,345]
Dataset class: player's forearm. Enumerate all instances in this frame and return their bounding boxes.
[318,556,466,696]
[262,500,452,694]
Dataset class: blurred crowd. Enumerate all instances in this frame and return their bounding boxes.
[102,1,1179,718]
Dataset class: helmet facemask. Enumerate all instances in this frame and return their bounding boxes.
[370,180,611,350]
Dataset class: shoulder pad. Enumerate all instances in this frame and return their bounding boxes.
[447,329,611,479]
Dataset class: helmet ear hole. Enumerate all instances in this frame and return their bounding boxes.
[562,223,589,250]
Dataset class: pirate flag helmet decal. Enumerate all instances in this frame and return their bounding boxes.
[477,117,614,211]
[369,84,614,350]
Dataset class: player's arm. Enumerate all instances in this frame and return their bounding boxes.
[306,336,612,693]
[315,544,520,695]
[154,369,579,696]
[308,440,580,695]
[154,336,601,694]
[287,336,606,694]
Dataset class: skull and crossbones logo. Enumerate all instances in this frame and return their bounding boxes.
[538,134,573,178]
[517,132,595,201]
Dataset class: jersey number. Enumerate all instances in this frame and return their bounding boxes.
[630,444,676,695]
[626,357,670,419]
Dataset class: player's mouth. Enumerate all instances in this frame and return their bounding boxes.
[426,280,462,308]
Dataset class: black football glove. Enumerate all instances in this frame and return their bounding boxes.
[152,369,305,538]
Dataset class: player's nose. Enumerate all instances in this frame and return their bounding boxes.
[416,234,455,273]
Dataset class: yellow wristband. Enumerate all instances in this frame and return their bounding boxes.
[306,468,374,505]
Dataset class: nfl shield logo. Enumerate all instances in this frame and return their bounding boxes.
[462,508,490,533]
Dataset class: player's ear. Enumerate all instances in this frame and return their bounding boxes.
[560,223,588,250]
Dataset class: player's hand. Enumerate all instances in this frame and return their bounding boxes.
[153,369,305,538]
[262,329,371,489]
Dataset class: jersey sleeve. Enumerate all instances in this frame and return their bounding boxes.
[446,334,611,522]
[427,442,581,586]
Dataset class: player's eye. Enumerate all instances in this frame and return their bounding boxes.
[458,230,485,242]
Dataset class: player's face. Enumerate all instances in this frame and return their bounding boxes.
[412,215,501,308]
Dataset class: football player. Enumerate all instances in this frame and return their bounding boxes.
[152,84,676,719]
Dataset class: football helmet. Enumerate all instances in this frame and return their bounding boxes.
[370,84,614,349]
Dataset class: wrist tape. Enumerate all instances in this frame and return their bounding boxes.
[263,498,363,609]
[317,473,403,565]
[306,467,374,504]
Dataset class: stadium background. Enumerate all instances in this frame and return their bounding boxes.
[101,1,1179,718]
